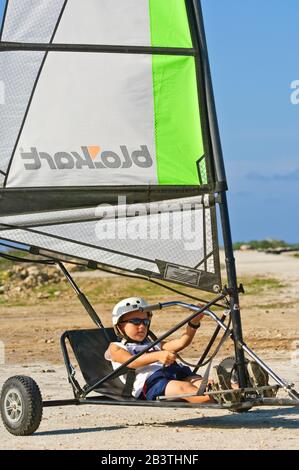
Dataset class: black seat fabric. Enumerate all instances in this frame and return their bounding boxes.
[65,328,135,399]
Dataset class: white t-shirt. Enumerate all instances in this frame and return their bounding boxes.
[104,340,163,397]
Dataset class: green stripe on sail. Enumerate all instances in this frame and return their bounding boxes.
[149,1,206,185]
[149,0,192,48]
[151,54,205,185]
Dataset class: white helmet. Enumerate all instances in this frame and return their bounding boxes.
[112,297,149,326]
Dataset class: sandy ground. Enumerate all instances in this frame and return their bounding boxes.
[0,251,298,450]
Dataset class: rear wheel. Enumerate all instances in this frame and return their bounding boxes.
[0,376,43,435]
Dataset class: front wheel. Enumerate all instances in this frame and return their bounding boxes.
[0,375,43,435]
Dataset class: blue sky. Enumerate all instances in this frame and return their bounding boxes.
[0,1,298,243]
[201,0,299,242]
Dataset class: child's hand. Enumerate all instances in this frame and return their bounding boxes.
[157,351,177,365]
[194,304,206,322]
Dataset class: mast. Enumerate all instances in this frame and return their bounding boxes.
[192,0,248,387]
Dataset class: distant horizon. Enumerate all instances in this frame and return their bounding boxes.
[1,236,298,253]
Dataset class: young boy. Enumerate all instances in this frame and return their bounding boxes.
[106,297,217,403]
[105,297,270,403]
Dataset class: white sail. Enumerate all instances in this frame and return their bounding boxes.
[0,1,222,292]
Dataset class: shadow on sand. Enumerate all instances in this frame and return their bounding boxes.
[35,424,127,437]
[35,406,299,436]
[158,406,299,430]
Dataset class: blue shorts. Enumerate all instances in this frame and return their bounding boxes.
[141,363,194,401]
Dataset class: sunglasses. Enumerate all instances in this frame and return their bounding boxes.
[119,318,151,327]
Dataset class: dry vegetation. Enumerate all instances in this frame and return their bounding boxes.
[0,256,298,364]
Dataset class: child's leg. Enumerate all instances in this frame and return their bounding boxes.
[164,379,215,404]
[184,375,214,390]
[183,375,202,388]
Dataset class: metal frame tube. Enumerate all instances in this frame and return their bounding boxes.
[42,396,299,409]
[58,262,104,328]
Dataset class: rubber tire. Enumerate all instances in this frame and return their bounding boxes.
[0,375,43,436]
